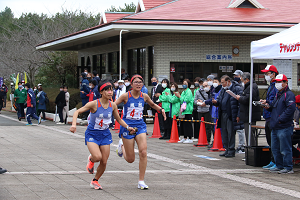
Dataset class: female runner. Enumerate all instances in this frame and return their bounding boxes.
[115,75,166,190]
[70,80,136,190]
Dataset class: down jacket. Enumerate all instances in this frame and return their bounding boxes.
[263,82,277,119]
[215,81,244,130]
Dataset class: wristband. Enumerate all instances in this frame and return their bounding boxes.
[160,108,164,113]
[126,125,129,130]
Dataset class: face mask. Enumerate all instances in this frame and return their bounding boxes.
[85,72,88,74]
[204,87,210,92]
[234,77,240,82]
[242,82,245,87]
[162,83,167,88]
[125,82,130,87]
[275,83,283,91]
[25,87,28,90]
[182,84,187,89]
[119,84,124,88]
[171,87,175,91]
[152,82,157,86]
[18,85,22,88]
[194,83,199,87]
[222,82,229,89]
[265,75,272,82]
[60,89,63,91]
[207,81,213,86]
[114,83,119,87]
[213,83,218,88]
[34,89,37,91]
[89,86,92,89]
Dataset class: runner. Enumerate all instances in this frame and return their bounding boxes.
[115,75,166,190]
[70,80,137,190]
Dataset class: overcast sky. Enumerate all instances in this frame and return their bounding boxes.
[0,0,135,18]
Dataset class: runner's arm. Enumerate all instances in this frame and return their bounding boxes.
[111,102,136,134]
[144,93,167,120]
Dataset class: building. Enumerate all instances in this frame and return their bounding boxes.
[36,0,300,89]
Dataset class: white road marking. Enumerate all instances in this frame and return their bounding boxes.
[2,113,300,198]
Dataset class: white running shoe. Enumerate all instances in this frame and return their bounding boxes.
[178,138,186,143]
[116,139,123,157]
[183,139,193,144]
[138,181,149,190]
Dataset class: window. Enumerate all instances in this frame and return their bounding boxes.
[127,47,146,79]
[100,54,106,75]
[148,46,154,85]
[170,62,267,84]
[108,52,119,74]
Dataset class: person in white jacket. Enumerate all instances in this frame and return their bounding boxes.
[115,80,126,110]
[63,86,70,124]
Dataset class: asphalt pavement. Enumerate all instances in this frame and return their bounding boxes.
[1,110,300,200]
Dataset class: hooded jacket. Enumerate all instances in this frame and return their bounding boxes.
[180,88,193,115]
[263,81,277,119]
[26,88,36,107]
[80,77,90,99]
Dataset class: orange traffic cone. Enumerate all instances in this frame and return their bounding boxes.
[150,112,162,138]
[167,115,180,143]
[208,120,224,151]
[113,111,121,130]
[115,112,123,133]
[194,117,208,147]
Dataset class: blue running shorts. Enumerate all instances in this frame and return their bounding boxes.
[85,129,113,146]
[119,119,147,140]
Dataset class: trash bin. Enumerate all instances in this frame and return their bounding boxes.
[245,146,271,167]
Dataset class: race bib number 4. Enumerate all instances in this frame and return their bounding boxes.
[94,117,111,130]
[126,106,143,120]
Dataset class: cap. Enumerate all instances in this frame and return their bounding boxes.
[273,74,288,82]
[207,75,215,80]
[261,65,278,74]
[118,80,124,83]
[38,83,42,86]
[296,95,300,104]
[233,70,243,76]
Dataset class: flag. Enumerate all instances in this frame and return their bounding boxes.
[24,72,28,84]
[15,73,19,89]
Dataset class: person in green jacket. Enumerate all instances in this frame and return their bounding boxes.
[159,79,172,139]
[176,79,194,144]
[14,82,27,121]
[169,82,180,118]
[193,77,201,141]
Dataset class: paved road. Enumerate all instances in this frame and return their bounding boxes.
[1,110,300,200]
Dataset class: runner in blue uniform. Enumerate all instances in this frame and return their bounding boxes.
[115,75,166,190]
[70,81,136,190]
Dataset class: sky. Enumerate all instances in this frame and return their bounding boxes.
[0,0,135,18]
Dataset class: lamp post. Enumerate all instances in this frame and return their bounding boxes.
[119,30,129,80]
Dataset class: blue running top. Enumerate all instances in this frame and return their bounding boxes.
[87,99,112,132]
[123,91,144,121]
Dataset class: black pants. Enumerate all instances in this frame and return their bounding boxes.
[179,114,193,139]
[221,112,235,155]
[0,97,3,111]
[163,112,172,138]
[38,109,46,120]
[57,106,64,123]
[17,103,25,118]
[198,112,212,143]
[193,109,200,139]
[265,120,275,162]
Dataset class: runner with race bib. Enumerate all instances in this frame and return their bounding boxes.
[115,75,166,190]
[70,81,136,190]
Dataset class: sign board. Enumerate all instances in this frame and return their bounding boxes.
[273,59,293,89]
[170,67,175,72]
[206,55,233,60]
[158,75,168,82]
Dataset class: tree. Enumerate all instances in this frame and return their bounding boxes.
[106,2,136,12]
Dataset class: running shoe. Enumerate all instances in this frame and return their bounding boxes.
[262,161,275,169]
[278,168,294,174]
[116,139,123,157]
[38,117,42,124]
[86,154,94,174]
[90,180,102,190]
[138,181,149,190]
[56,122,64,125]
[25,123,32,126]
[41,119,47,122]
[269,166,282,173]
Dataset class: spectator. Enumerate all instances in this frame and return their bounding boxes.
[80,72,90,120]
[55,86,66,125]
[121,68,129,80]
[233,70,245,153]
[84,68,89,74]
[236,72,261,147]
[196,81,212,144]
[63,86,70,124]
[0,84,5,114]
[24,83,41,125]
[92,70,101,85]
[124,77,132,92]
[112,79,119,101]
[177,79,194,144]
[150,77,164,134]
[14,82,27,120]
[207,75,215,89]
[141,84,149,131]
[169,82,181,118]
[86,80,100,102]
[213,75,243,157]
[87,73,92,81]
[1,82,8,108]
[193,77,201,141]
[37,86,47,122]
[0,167,7,174]
[263,74,295,174]
[159,79,172,140]
[260,65,278,169]
[115,80,126,109]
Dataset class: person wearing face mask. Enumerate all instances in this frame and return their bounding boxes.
[0,84,5,114]
[259,65,278,169]
[14,82,27,120]
[261,74,295,174]
[1,82,8,108]
[124,77,132,92]
[24,83,42,125]
[63,86,70,124]
[168,82,181,119]
[115,80,126,110]
[207,75,215,95]
[81,72,90,120]
[212,75,243,157]
[85,80,100,102]
[92,70,101,85]
[236,72,261,149]
[55,86,67,124]
[158,79,172,139]
[176,79,194,144]
[192,77,201,141]
[194,81,213,144]
[233,70,243,86]
[150,77,164,134]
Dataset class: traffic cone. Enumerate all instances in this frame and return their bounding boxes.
[167,115,180,143]
[208,120,224,151]
[114,112,123,132]
[112,111,121,130]
[150,112,162,138]
[194,117,208,147]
